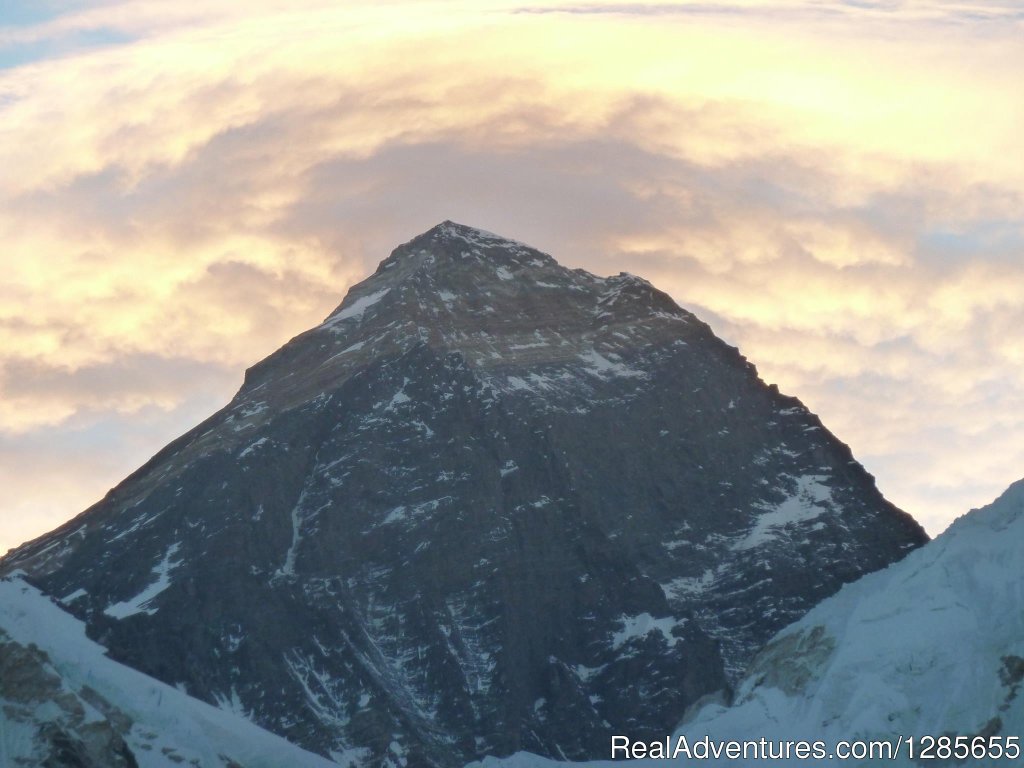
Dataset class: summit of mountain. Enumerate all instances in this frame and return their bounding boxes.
[238,219,704,415]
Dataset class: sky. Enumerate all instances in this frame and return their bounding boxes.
[1,0,1022,553]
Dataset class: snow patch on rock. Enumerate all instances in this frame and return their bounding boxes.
[104,543,182,619]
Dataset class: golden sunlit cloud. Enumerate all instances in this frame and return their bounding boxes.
[1,0,1023,551]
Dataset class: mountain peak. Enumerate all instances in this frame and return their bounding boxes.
[0,223,927,768]
[244,224,706,411]
[420,219,530,249]
[370,220,555,279]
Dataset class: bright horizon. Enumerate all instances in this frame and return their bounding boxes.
[2,0,1024,553]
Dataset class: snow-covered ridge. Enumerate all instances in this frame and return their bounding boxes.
[675,478,1024,766]
[0,576,339,768]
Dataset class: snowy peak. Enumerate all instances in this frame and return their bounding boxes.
[383,220,554,272]
[328,220,671,330]
[336,219,560,316]
[385,220,548,266]
[243,222,703,414]
[948,475,1024,533]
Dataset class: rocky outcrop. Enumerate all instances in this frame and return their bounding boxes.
[0,630,139,768]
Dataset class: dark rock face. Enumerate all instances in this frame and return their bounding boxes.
[2,222,927,767]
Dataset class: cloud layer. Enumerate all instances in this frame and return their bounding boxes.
[1,0,1022,550]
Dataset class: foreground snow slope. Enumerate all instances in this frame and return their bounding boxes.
[0,575,340,768]
[469,478,1024,768]
[678,477,1024,766]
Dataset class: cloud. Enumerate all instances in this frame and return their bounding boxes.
[0,353,238,430]
[511,0,1024,26]
[0,395,226,555]
[0,0,1022,551]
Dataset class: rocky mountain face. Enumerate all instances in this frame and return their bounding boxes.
[1,222,927,767]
